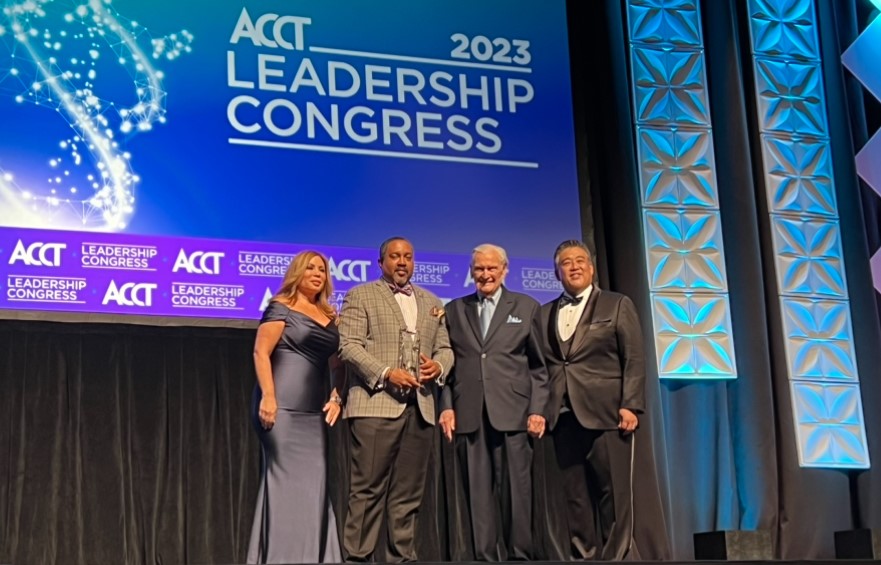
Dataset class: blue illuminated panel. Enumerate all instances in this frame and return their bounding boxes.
[627,0,737,379]
[748,0,870,468]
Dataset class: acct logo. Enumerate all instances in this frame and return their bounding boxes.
[230,8,310,51]
[172,249,225,275]
[7,240,66,267]
[329,258,370,282]
[102,280,157,307]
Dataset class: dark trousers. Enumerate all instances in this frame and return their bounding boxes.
[457,409,533,561]
[553,411,635,561]
[344,405,433,562]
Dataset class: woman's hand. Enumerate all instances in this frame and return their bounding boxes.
[258,395,278,430]
[323,397,342,426]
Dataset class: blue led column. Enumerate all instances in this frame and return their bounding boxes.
[748,0,870,468]
[627,0,738,379]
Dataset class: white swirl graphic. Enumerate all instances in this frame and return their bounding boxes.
[0,0,192,231]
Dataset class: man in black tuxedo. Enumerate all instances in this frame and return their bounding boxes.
[540,240,645,561]
[439,243,549,561]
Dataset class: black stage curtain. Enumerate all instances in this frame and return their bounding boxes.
[0,322,258,564]
[3,1,881,564]
[830,0,881,535]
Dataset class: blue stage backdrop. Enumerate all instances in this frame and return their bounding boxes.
[0,0,580,320]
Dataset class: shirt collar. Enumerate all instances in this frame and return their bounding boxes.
[478,285,503,304]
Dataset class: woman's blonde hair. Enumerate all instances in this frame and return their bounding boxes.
[273,250,336,319]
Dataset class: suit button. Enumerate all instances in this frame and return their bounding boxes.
[481,353,487,359]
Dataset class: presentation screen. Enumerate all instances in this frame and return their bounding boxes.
[0,0,580,321]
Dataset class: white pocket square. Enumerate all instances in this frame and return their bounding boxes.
[506,315,522,324]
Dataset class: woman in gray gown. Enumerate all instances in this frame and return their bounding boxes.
[248,250,344,564]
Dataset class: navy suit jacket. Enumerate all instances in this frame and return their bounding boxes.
[440,287,550,434]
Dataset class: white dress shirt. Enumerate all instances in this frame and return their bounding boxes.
[557,285,593,342]
[394,290,418,333]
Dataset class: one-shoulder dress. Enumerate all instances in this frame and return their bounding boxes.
[247,301,341,564]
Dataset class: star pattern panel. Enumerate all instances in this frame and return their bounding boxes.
[748,0,869,468]
[627,0,737,380]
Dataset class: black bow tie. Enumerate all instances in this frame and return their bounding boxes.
[560,294,583,307]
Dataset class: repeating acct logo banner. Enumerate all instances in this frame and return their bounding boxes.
[0,227,562,320]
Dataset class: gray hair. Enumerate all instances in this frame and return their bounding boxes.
[553,239,593,268]
[471,243,509,268]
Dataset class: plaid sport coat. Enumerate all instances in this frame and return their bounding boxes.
[339,279,454,423]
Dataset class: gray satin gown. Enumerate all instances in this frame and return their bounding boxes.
[247,301,342,564]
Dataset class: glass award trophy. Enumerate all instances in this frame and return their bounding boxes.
[394,329,420,399]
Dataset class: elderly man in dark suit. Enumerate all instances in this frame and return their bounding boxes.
[540,239,645,561]
[339,236,454,562]
[439,243,549,561]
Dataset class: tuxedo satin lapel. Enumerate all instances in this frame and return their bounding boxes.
[547,299,564,360]
[569,288,601,355]
[463,293,483,343]
[376,281,407,330]
[483,291,515,344]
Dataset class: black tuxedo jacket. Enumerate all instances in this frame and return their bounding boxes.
[440,287,549,434]
[540,288,645,431]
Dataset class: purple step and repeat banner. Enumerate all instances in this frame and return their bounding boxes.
[0,227,563,320]
[0,0,579,324]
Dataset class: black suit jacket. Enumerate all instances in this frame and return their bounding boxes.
[540,288,645,431]
[440,287,550,434]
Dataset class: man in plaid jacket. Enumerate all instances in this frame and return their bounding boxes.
[339,236,454,562]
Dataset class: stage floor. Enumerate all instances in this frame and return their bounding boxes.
[214,561,881,564]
